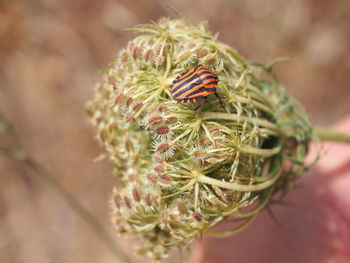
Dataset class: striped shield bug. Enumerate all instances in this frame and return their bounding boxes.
[170,65,224,110]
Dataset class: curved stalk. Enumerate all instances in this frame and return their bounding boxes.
[205,214,257,237]
[201,112,278,131]
[240,145,281,158]
[197,163,282,192]
[234,186,274,218]
[230,95,274,115]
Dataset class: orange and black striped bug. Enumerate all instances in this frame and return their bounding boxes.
[169,65,224,110]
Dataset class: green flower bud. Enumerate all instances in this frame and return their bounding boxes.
[86,18,315,260]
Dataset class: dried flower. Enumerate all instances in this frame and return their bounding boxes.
[86,18,315,260]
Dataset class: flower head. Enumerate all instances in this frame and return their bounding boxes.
[87,18,314,260]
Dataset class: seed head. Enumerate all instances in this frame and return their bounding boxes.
[145,193,153,206]
[123,196,132,209]
[147,115,163,127]
[132,186,141,202]
[126,97,133,108]
[153,139,175,160]
[87,18,316,260]
[114,93,126,105]
[147,173,157,183]
[165,116,178,125]
[196,48,208,58]
[177,200,187,215]
[155,126,170,136]
[125,114,135,123]
[192,211,203,222]
[132,101,144,112]
[153,166,165,174]
[159,175,171,184]
[155,54,165,66]
[120,51,129,63]
[144,49,153,62]
[157,143,170,153]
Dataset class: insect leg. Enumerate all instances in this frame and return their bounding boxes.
[214,93,225,111]
[194,97,208,111]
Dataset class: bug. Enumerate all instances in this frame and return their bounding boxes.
[170,65,224,110]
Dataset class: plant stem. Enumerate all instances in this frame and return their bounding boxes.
[234,186,273,218]
[0,150,133,263]
[201,112,350,144]
[0,113,133,263]
[197,171,279,192]
[240,145,281,158]
[25,158,133,263]
[316,129,350,143]
[205,214,257,238]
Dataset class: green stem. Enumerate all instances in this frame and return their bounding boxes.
[197,158,283,192]
[197,171,278,192]
[234,186,274,218]
[201,112,278,131]
[205,214,257,237]
[231,95,274,115]
[240,145,281,158]
[316,129,350,143]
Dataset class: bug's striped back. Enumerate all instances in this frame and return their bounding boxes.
[170,65,219,103]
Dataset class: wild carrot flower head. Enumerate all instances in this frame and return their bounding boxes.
[86,18,315,260]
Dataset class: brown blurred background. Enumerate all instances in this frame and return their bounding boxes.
[0,0,349,262]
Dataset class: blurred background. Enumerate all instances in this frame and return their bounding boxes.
[0,0,349,262]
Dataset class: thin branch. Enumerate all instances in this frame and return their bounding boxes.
[0,113,133,263]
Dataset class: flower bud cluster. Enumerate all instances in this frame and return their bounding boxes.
[86,18,314,260]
